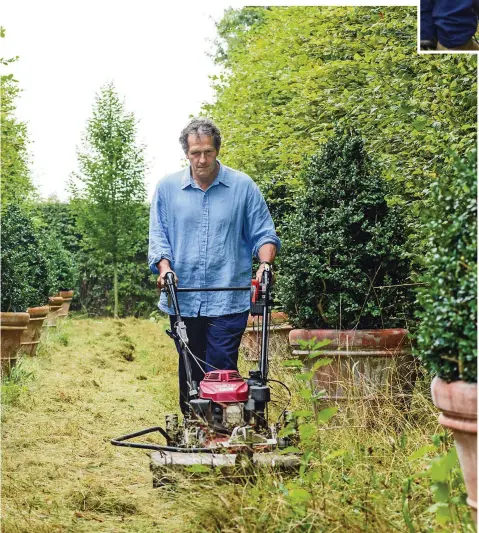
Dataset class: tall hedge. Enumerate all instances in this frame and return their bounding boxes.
[1,204,50,312]
[415,152,477,383]
[276,130,414,329]
[204,6,477,256]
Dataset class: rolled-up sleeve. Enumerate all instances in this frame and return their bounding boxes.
[148,182,174,274]
[244,181,281,258]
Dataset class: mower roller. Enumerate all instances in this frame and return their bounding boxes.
[111,265,300,485]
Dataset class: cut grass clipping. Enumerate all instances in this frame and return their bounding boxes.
[1,317,475,532]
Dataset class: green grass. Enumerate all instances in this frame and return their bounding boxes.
[1,316,182,532]
[1,317,475,532]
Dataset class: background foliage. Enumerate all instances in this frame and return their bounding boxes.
[204,7,477,249]
[415,151,477,383]
[34,200,157,317]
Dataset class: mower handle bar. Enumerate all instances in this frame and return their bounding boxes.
[167,286,250,292]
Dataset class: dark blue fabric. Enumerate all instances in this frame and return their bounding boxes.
[421,0,478,47]
[203,311,249,372]
[169,310,249,414]
[421,0,437,41]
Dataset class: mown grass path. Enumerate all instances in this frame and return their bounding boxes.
[2,317,473,533]
[2,316,186,533]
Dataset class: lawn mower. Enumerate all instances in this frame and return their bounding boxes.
[111,265,300,485]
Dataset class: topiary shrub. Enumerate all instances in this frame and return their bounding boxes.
[276,128,414,329]
[415,151,477,383]
[1,204,50,312]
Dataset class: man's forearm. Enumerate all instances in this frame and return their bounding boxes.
[157,258,171,273]
[258,243,277,264]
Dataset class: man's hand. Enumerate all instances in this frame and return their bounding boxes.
[255,261,274,284]
[157,259,178,290]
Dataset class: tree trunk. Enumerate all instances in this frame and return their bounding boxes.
[113,262,119,318]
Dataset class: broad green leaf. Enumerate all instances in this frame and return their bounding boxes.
[431,482,449,503]
[278,425,297,438]
[279,446,301,455]
[427,502,452,524]
[292,409,314,418]
[310,358,333,371]
[299,423,316,441]
[317,407,338,424]
[296,371,314,381]
[288,488,312,504]
[429,448,458,482]
[408,445,436,462]
[298,388,313,400]
[282,359,303,368]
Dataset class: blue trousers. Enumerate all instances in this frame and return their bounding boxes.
[421,0,478,47]
[169,311,249,414]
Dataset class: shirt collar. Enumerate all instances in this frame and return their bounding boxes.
[181,160,230,189]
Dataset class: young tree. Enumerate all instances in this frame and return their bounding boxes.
[70,82,147,317]
[0,27,35,209]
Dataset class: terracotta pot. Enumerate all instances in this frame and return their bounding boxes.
[246,312,289,327]
[44,297,64,327]
[431,376,477,522]
[241,313,292,361]
[289,328,416,407]
[57,290,74,318]
[19,306,49,357]
[0,312,30,375]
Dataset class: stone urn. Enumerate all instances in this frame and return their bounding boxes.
[431,377,477,522]
[19,306,50,356]
[44,296,64,327]
[289,328,416,408]
[57,290,74,319]
[241,312,292,361]
[0,312,30,375]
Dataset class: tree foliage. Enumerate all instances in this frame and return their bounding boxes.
[204,7,476,246]
[70,82,147,317]
[35,200,157,317]
[415,151,477,383]
[276,129,413,329]
[0,27,35,209]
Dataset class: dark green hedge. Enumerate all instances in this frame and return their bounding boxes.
[415,151,477,383]
[275,129,415,329]
[1,204,51,312]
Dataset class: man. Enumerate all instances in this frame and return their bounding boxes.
[148,117,280,415]
[420,0,479,51]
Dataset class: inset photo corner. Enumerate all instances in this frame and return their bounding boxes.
[419,0,479,53]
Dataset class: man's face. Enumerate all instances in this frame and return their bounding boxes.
[186,134,218,181]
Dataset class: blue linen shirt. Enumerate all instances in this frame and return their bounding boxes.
[148,161,280,317]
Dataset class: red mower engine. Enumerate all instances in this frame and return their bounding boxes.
[191,369,270,430]
[199,370,248,403]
